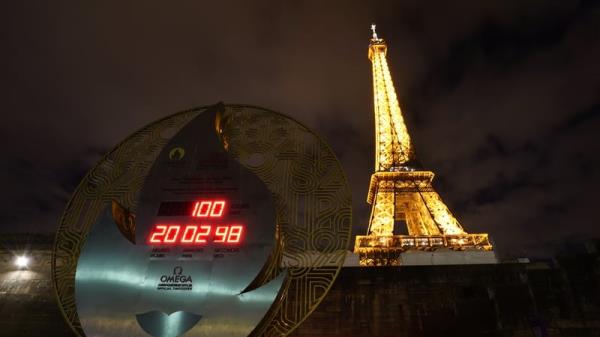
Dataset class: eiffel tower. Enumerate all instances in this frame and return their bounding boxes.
[354,25,493,266]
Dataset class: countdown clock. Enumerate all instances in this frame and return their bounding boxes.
[52,104,352,337]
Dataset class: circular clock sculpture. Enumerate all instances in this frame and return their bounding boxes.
[52,104,352,337]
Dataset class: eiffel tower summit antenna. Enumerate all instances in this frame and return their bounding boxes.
[354,25,495,266]
[370,23,380,41]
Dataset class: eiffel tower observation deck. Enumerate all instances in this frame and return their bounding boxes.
[354,25,494,266]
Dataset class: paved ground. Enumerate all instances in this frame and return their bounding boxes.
[0,248,73,337]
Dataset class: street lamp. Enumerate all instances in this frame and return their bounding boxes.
[14,255,30,269]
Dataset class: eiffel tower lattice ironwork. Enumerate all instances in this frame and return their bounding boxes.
[354,25,493,266]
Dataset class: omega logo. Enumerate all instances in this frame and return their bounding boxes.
[157,266,192,290]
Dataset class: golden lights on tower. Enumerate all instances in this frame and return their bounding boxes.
[355,25,493,266]
[369,24,415,171]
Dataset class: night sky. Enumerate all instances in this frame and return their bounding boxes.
[1,1,599,257]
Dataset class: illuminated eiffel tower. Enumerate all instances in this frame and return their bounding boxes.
[354,25,493,266]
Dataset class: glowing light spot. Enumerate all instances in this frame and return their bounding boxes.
[15,255,29,268]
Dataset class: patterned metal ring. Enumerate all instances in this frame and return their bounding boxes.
[53,103,352,337]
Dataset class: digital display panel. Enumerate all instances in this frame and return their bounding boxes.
[156,200,249,216]
[148,200,244,245]
[148,225,244,244]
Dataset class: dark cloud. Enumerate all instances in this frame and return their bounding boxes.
[1,0,598,257]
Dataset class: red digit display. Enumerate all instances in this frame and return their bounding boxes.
[191,200,226,218]
[149,225,167,243]
[195,225,211,243]
[181,225,197,243]
[210,201,225,217]
[228,225,243,243]
[148,225,244,245]
[149,200,244,245]
[164,226,180,243]
[214,226,229,243]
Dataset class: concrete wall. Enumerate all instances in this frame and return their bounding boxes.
[290,261,600,337]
